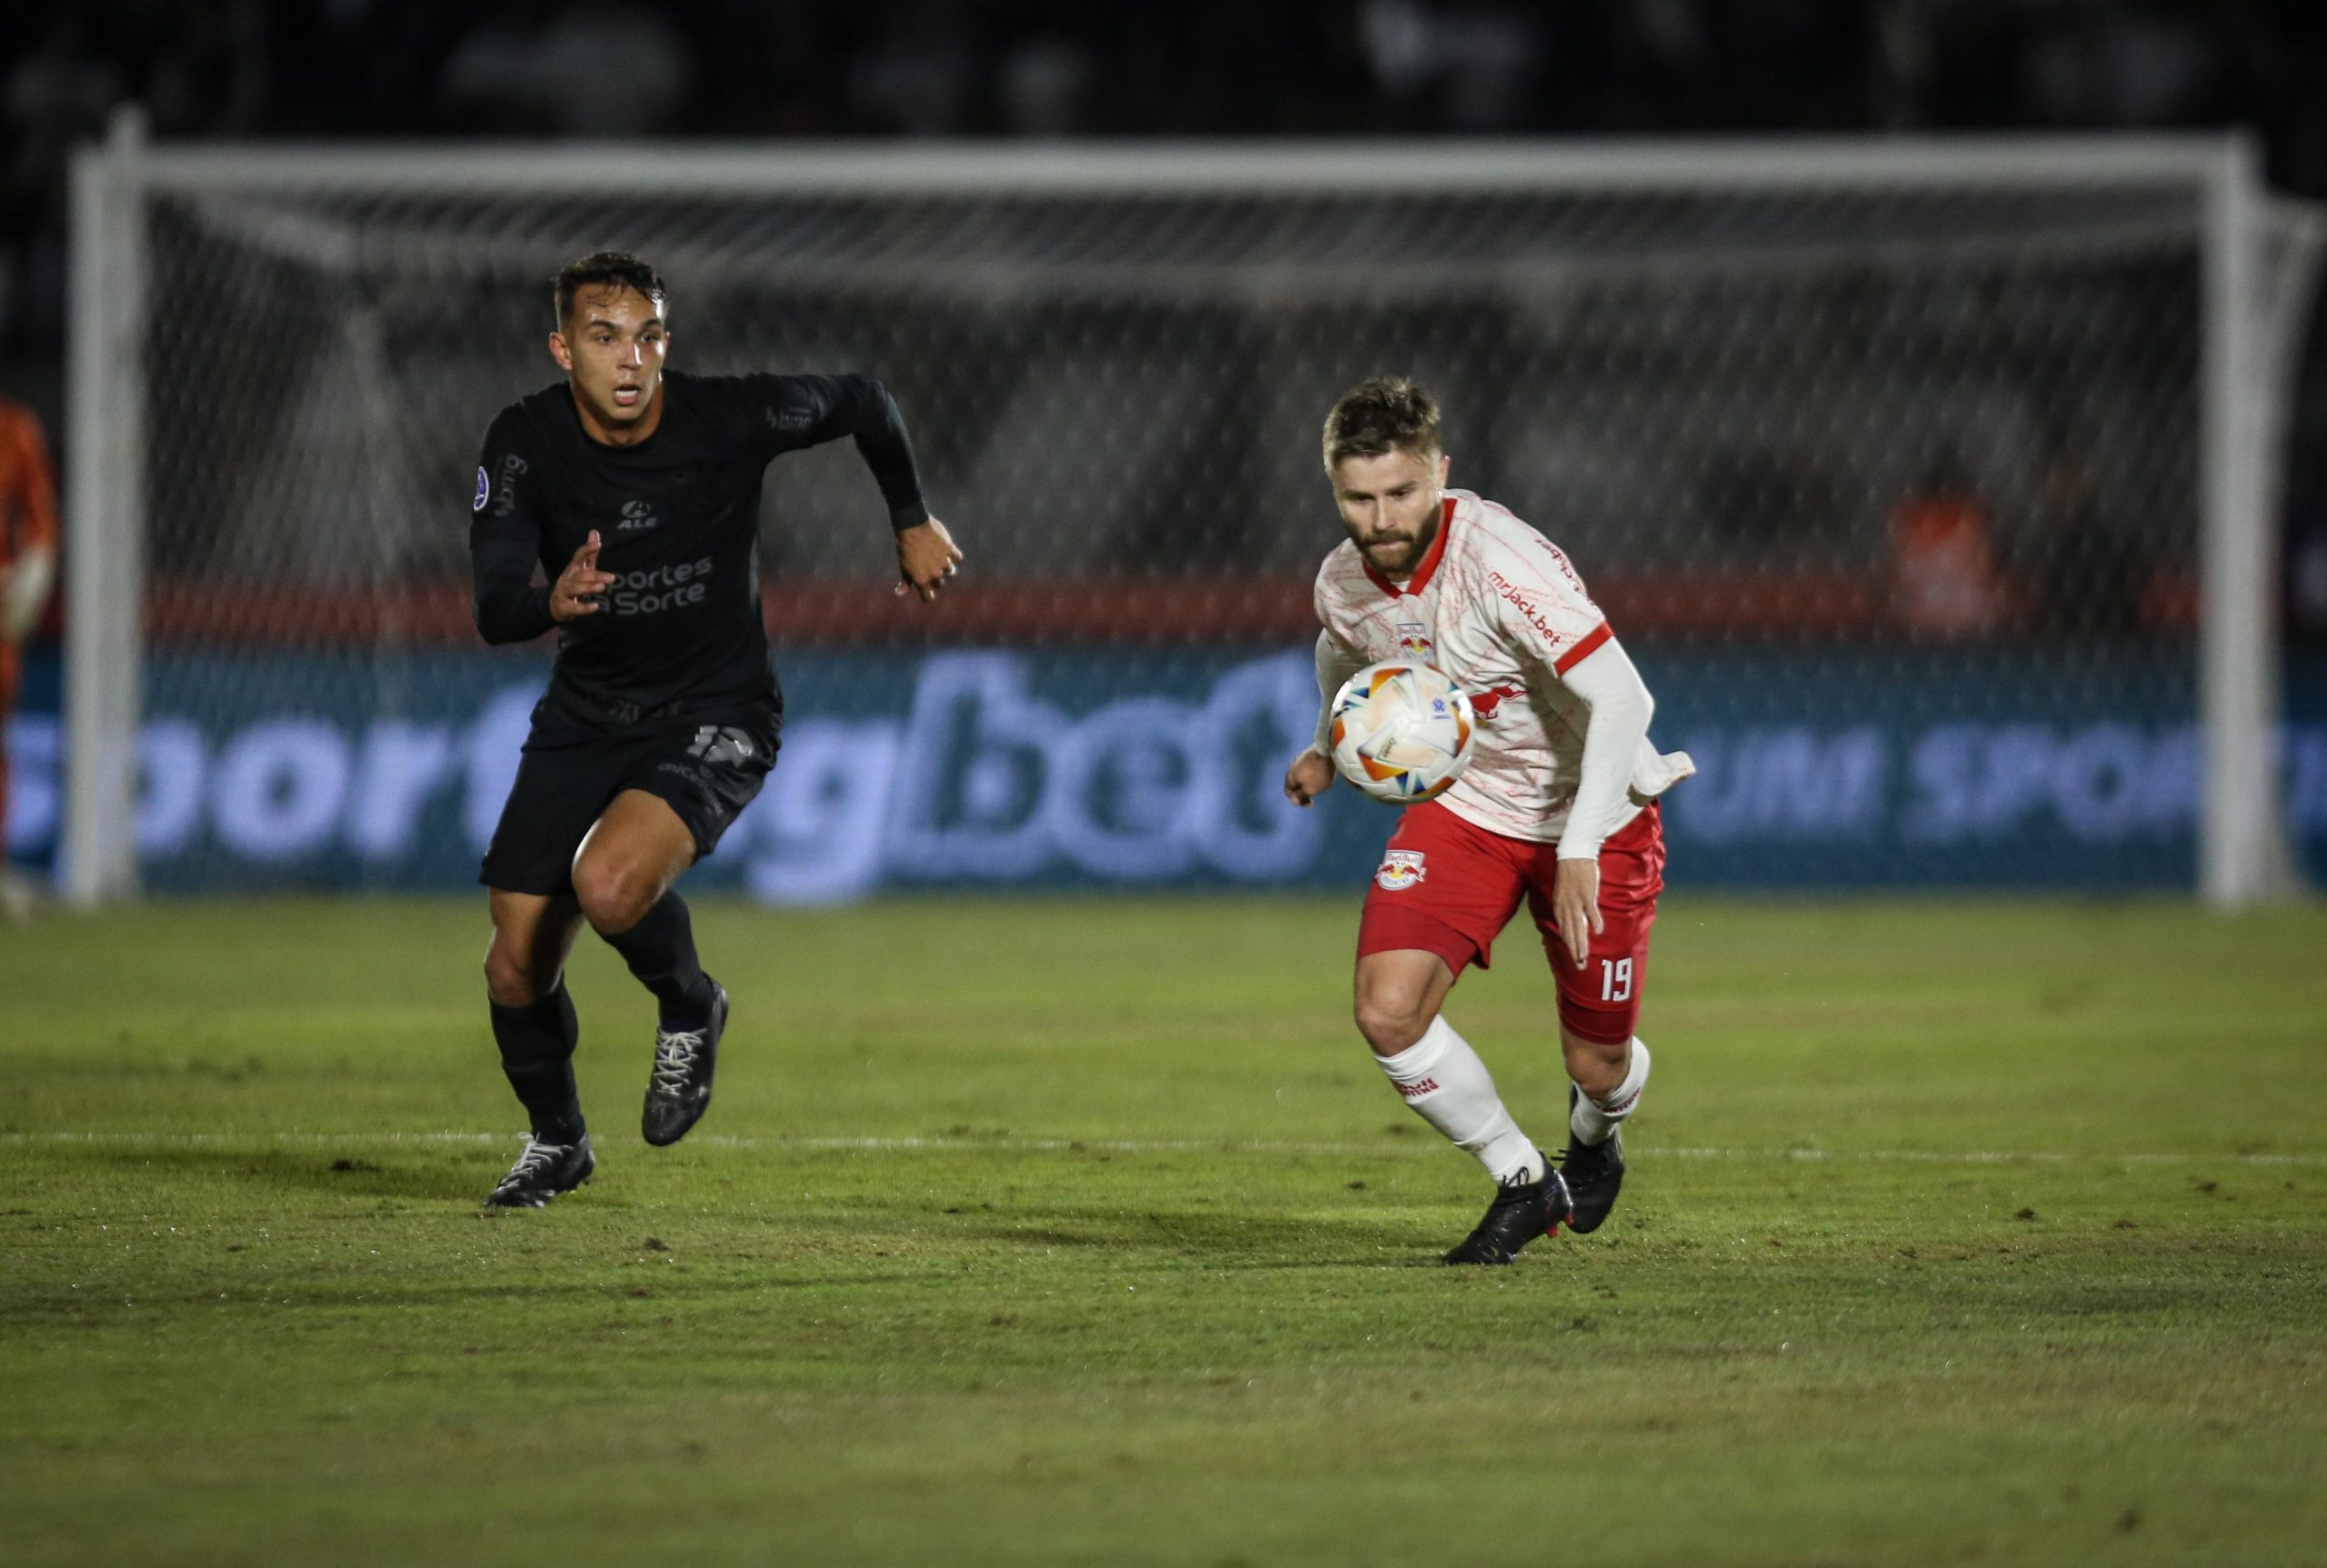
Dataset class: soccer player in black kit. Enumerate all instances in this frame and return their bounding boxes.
[470,252,962,1207]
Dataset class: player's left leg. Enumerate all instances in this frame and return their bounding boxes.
[0,635,32,922]
[1529,804,1667,1233]
[570,789,727,1147]
[577,703,778,1147]
[0,634,15,833]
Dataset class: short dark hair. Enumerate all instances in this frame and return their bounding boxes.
[551,251,667,325]
[1323,377,1442,472]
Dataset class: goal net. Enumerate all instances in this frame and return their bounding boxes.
[50,131,2325,903]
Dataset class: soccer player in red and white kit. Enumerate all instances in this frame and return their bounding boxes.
[1284,378,1693,1264]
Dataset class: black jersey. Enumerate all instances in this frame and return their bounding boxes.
[469,369,928,721]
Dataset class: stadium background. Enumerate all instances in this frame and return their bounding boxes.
[5,3,2327,904]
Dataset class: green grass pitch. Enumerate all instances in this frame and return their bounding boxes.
[4,894,2324,1566]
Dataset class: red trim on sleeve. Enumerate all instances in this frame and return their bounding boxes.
[1361,495,1457,600]
[1553,619,1613,674]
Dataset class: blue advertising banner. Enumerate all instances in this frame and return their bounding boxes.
[6,645,2325,898]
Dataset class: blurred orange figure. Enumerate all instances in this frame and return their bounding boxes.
[1888,475,2006,640]
[1,397,60,891]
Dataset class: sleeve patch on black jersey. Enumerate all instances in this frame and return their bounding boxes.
[473,466,490,512]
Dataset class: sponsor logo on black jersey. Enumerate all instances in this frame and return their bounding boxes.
[472,466,490,513]
[766,404,812,433]
[684,725,757,767]
[491,452,529,518]
[617,498,659,533]
[605,556,714,616]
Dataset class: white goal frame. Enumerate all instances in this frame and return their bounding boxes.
[65,115,2313,906]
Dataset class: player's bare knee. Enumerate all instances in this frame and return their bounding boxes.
[483,944,543,1007]
[1562,1028,1629,1094]
[573,857,657,935]
[1354,993,1431,1056]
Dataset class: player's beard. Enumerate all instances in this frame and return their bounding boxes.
[1361,512,1437,578]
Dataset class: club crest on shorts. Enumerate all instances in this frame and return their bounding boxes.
[472,466,490,512]
[1374,849,1426,891]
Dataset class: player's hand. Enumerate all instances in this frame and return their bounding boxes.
[551,530,614,622]
[895,516,963,604]
[1283,747,1336,807]
[1552,856,1603,967]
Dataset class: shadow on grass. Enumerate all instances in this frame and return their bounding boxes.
[61,1148,1462,1268]
[939,1206,1434,1265]
[89,1144,481,1203]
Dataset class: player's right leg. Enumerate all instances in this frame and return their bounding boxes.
[474,697,628,1206]
[1354,804,1570,1264]
[0,636,33,923]
[480,889,594,1207]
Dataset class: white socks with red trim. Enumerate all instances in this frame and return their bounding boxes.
[1571,1037,1651,1147]
[1375,1015,1543,1185]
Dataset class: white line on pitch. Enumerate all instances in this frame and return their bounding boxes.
[4,1130,2322,1167]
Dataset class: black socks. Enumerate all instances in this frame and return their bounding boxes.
[600,892,714,1024]
[490,983,584,1144]
[492,894,711,1140]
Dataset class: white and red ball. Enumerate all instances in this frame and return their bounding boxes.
[1328,660,1476,804]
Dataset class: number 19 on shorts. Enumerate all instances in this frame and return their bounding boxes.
[1601,957,1633,1003]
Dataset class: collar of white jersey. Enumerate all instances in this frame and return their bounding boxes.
[1360,494,1458,600]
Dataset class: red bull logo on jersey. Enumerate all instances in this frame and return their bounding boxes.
[1393,621,1433,658]
[1375,849,1426,891]
[1471,683,1526,721]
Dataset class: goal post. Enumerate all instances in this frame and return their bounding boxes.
[59,122,2322,906]
[64,109,147,908]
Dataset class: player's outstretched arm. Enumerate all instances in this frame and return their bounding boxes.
[1547,636,1656,963]
[1,404,57,641]
[0,546,52,643]
[752,373,958,606]
[894,515,963,604]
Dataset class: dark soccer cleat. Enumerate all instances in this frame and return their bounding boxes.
[642,980,727,1147]
[1560,1085,1627,1234]
[1442,1157,1572,1265]
[482,1134,595,1208]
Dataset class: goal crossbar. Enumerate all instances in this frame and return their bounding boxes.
[63,118,2306,906]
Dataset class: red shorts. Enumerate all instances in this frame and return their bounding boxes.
[1357,800,1666,1045]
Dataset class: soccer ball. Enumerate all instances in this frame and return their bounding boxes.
[1329,661,1476,804]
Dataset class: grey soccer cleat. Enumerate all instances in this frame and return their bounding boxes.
[642,980,727,1147]
[483,1134,596,1208]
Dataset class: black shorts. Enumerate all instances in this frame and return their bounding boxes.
[479,693,782,896]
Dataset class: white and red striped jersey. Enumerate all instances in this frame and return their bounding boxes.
[1313,487,1687,845]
